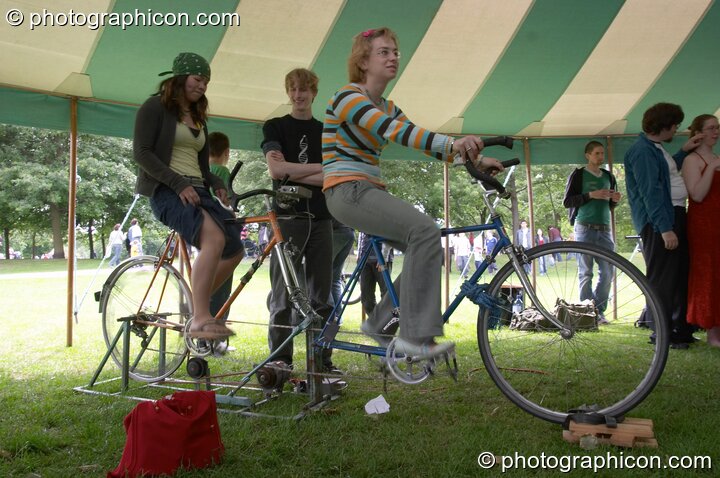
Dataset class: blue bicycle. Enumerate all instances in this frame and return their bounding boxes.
[97,138,668,424]
[315,138,668,424]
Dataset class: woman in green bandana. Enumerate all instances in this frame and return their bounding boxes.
[133,52,243,339]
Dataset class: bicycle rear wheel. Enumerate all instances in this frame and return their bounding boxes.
[477,242,668,424]
[100,256,191,382]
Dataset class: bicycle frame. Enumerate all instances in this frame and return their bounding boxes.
[315,188,568,357]
[92,147,667,423]
[139,195,325,394]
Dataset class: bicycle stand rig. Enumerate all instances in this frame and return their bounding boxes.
[74,313,343,420]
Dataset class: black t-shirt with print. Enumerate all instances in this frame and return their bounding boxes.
[261,114,330,219]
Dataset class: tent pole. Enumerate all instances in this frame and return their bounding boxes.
[524,138,536,287]
[443,161,450,309]
[606,135,615,232]
[66,97,78,347]
[606,135,617,321]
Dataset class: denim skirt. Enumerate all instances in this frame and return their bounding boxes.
[150,184,243,259]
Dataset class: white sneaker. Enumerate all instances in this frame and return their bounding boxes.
[393,338,455,361]
[212,339,235,357]
[361,320,392,347]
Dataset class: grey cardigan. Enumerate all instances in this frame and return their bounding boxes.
[133,95,223,197]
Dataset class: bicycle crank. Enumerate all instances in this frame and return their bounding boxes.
[384,339,433,385]
[182,319,213,357]
[384,339,459,385]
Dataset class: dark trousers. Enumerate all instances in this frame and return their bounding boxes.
[360,258,391,315]
[268,218,333,366]
[640,207,693,342]
[209,275,233,322]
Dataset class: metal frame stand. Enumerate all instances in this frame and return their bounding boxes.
[74,314,342,420]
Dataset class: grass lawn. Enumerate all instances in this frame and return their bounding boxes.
[0,257,718,477]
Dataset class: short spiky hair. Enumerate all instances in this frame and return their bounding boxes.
[347,27,399,83]
[208,131,230,158]
[584,140,604,154]
[284,68,319,95]
[642,103,684,135]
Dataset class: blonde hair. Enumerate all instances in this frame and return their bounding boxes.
[285,68,319,95]
[347,27,399,83]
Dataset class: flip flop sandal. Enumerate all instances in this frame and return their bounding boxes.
[188,320,235,339]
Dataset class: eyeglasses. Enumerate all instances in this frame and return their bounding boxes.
[375,48,401,59]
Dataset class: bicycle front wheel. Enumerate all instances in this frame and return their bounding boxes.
[477,242,668,424]
[100,256,191,382]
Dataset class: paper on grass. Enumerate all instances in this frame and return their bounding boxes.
[365,394,390,415]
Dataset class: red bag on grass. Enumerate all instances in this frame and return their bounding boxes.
[108,390,224,477]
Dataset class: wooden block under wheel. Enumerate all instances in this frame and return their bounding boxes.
[563,418,657,448]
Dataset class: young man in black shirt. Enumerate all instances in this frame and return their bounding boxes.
[261,68,338,373]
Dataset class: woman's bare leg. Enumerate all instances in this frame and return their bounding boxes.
[190,210,242,336]
[211,253,243,293]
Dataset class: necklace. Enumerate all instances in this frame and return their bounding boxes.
[363,87,382,107]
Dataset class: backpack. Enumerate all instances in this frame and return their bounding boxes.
[108,391,224,477]
[510,299,598,332]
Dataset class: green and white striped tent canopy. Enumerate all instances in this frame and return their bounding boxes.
[2,0,720,163]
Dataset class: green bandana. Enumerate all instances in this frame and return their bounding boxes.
[159,52,211,80]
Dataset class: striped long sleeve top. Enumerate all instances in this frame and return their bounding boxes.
[322,83,454,190]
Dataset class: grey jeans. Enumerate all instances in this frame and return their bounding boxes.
[325,181,443,340]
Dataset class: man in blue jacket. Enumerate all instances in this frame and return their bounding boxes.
[624,103,702,349]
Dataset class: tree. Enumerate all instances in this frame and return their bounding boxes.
[227,149,274,215]
[0,125,144,259]
[0,123,638,261]
[377,158,637,253]
[0,125,69,258]
[74,134,136,257]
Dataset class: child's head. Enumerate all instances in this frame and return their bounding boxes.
[208,131,230,165]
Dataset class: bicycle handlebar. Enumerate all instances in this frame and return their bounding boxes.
[231,185,312,211]
[225,159,313,210]
[480,135,514,149]
[462,136,518,196]
[225,161,245,210]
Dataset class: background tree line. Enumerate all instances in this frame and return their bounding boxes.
[0,124,637,260]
